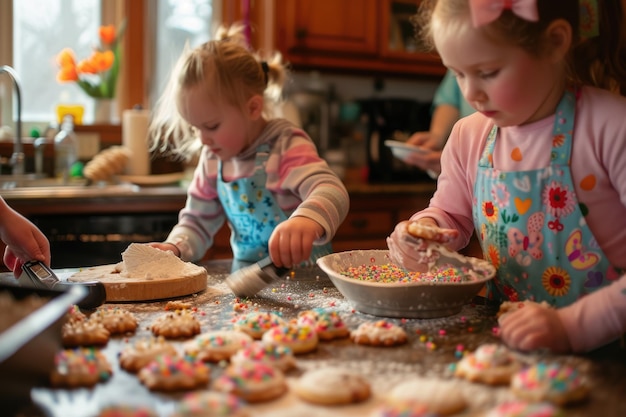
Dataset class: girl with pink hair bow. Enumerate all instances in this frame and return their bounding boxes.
[388,0,626,353]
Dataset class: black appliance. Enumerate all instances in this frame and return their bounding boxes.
[358,98,433,183]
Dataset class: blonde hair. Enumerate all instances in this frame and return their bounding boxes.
[415,0,626,95]
[149,24,289,160]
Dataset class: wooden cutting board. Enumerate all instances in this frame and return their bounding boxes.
[68,264,208,302]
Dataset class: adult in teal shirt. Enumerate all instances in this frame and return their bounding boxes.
[403,70,474,176]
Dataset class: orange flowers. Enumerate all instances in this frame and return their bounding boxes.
[56,21,125,99]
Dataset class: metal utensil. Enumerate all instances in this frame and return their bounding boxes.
[18,260,106,310]
[225,256,291,298]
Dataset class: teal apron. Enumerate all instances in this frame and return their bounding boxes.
[217,144,331,267]
[472,90,618,306]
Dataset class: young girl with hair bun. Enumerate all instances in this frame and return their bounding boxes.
[388,0,626,353]
[148,24,349,270]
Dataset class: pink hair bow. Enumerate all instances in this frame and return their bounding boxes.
[469,0,539,27]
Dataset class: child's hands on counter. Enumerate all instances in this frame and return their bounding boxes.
[387,220,459,272]
[269,217,324,268]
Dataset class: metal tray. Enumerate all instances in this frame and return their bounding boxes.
[0,282,86,412]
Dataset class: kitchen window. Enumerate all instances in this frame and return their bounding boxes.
[0,0,220,128]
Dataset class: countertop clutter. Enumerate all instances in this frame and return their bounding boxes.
[3,260,626,417]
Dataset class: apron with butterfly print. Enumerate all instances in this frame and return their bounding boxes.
[218,143,331,264]
[472,89,616,307]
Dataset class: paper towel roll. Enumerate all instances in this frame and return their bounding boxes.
[122,108,151,176]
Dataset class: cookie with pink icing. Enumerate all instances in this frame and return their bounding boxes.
[138,353,210,392]
[296,308,349,341]
[230,340,296,371]
[170,391,250,417]
[232,311,286,339]
[212,361,287,403]
[183,330,253,362]
[484,400,564,417]
[350,320,408,347]
[261,323,319,354]
[511,363,589,406]
[455,343,521,385]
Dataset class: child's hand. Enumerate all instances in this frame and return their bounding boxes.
[498,303,572,353]
[268,217,324,268]
[148,242,181,257]
[386,220,459,272]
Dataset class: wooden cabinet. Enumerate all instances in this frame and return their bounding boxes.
[275,0,445,77]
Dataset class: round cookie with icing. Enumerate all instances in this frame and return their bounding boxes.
[62,315,110,348]
[230,340,296,372]
[90,306,138,335]
[232,311,286,339]
[350,320,408,347]
[455,343,521,385]
[150,308,201,339]
[261,323,318,354]
[212,361,287,403]
[511,363,589,406]
[484,400,565,417]
[296,308,349,341]
[119,336,178,373]
[183,330,253,362]
[50,347,112,388]
[138,353,210,392]
[293,367,371,405]
[388,377,467,415]
[171,391,250,417]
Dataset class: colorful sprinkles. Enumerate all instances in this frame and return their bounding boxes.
[339,263,476,284]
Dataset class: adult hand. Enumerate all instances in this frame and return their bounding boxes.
[386,219,459,272]
[401,131,444,176]
[1,210,50,278]
[268,217,324,268]
[498,303,572,353]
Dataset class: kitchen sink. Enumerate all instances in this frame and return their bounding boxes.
[0,174,139,197]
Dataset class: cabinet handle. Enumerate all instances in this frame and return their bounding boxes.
[351,218,368,229]
[296,28,307,39]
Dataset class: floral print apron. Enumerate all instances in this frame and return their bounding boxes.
[218,144,330,264]
[472,90,617,306]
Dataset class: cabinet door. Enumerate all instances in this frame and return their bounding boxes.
[281,0,378,57]
[379,0,443,66]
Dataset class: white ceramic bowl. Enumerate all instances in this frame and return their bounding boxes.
[317,250,495,319]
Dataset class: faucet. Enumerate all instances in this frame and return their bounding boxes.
[0,65,24,175]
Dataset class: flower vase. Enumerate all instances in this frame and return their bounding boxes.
[93,98,118,124]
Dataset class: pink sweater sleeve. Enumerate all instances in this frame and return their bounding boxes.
[559,276,626,352]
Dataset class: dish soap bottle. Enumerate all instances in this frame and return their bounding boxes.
[54,115,78,184]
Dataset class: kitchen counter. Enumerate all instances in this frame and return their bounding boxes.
[4,260,626,417]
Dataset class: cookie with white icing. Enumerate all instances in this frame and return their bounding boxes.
[350,320,407,347]
[230,340,296,372]
[511,363,589,406]
[171,391,250,417]
[50,347,112,388]
[138,353,210,392]
[455,343,521,385]
[62,315,110,348]
[150,308,201,339]
[119,336,178,373]
[232,311,286,339]
[183,330,253,362]
[261,323,318,354]
[296,308,349,341]
[388,377,467,415]
[370,400,438,417]
[212,361,287,403]
[293,367,371,405]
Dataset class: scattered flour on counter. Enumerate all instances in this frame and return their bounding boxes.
[120,243,205,279]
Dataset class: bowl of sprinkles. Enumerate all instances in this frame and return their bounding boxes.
[317,250,495,319]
